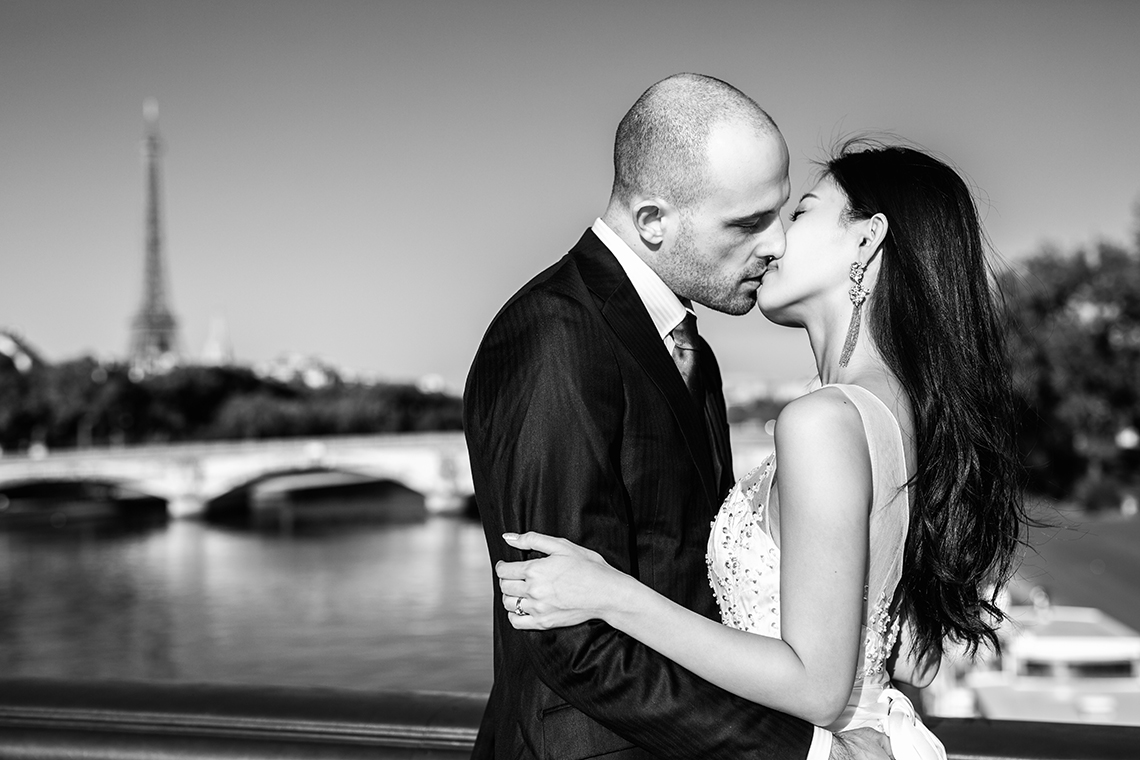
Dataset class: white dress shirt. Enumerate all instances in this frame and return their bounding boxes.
[591,218,691,352]
[591,218,833,760]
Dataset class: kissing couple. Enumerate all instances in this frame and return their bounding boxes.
[464,73,1023,760]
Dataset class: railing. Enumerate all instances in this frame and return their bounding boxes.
[0,678,481,759]
[2,678,1139,759]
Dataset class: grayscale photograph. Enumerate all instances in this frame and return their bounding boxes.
[1,2,1138,758]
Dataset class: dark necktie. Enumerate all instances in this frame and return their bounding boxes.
[671,312,704,403]
[672,311,728,491]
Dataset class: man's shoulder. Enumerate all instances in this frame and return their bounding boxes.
[509,252,591,308]
[464,245,623,409]
[492,232,620,327]
[465,229,631,388]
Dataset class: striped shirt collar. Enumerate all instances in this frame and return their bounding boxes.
[592,218,690,341]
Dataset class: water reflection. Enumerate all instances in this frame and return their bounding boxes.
[5,492,1138,719]
[0,516,493,694]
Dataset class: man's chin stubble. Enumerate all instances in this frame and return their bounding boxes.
[701,295,757,317]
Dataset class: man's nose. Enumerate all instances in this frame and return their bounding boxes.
[762,223,787,259]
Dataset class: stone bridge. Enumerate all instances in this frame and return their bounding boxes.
[0,432,473,517]
[0,427,776,520]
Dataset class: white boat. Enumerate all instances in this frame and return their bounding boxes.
[927,600,1140,726]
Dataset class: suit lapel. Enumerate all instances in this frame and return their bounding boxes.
[570,231,719,507]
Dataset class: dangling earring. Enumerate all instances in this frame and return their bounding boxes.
[839,248,879,368]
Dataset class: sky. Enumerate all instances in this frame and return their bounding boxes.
[2,0,1139,394]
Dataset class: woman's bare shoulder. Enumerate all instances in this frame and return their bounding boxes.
[774,388,873,508]
[775,386,867,446]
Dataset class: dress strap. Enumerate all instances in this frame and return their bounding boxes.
[814,384,911,677]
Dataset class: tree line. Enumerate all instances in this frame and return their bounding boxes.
[1000,224,1140,507]
[0,360,463,451]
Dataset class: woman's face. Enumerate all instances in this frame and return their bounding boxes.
[757,175,863,327]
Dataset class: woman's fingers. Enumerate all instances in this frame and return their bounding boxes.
[507,612,541,631]
[500,594,550,631]
[502,593,545,625]
[500,589,590,631]
[501,593,526,614]
[498,578,526,597]
[503,531,569,555]
[495,559,529,580]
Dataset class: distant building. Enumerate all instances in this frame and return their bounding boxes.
[255,353,341,389]
[128,99,180,376]
[201,316,235,366]
[416,374,447,394]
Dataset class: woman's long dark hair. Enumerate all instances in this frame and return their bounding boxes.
[826,139,1025,662]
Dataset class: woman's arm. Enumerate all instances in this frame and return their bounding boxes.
[499,389,874,726]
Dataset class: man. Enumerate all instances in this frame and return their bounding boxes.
[464,74,889,760]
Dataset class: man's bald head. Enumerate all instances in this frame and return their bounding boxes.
[610,73,780,210]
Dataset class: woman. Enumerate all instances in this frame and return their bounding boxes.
[495,141,1025,759]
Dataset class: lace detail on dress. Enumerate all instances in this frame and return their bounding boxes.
[706,459,779,637]
[864,590,902,679]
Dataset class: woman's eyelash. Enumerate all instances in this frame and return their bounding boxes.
[788,209,803,222]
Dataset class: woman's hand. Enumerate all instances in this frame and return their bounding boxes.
[496,532,628,631]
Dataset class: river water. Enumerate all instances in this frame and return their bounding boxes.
[0,515,495,695]
[3,495,1139,703]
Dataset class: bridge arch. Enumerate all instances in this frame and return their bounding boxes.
[0,477,168,528]
[202,466,427,528]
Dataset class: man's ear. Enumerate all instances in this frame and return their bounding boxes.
[632,196,675,251]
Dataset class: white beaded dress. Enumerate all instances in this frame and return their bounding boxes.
[706,384,945,759]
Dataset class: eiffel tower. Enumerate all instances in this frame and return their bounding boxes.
[128,98,179,374]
